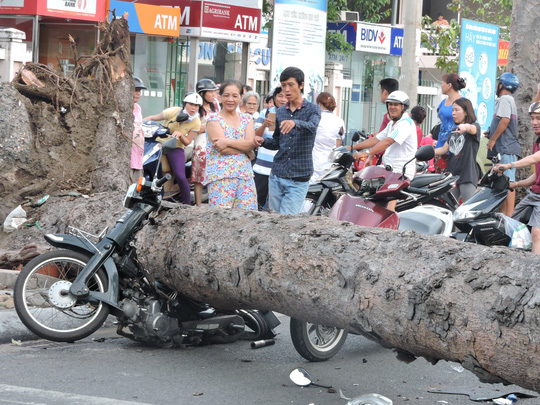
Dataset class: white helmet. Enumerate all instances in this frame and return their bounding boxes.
[183,92,203,106]
[386,90,410,110]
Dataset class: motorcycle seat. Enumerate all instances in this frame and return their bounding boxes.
[409,173,447,189]
[398,211,444,235]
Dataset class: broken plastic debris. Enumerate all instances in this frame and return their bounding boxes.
[11,339,22,346]
[494,395,519,404]
[450,364,464,372]
[339,389,393,405]
[32,195,50,207]
[3,205,27,232]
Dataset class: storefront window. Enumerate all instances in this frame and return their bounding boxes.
[343,53,399,135]
[38,23,96,75]
[131,34,169,117]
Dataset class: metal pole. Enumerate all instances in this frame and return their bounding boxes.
[400,0,422,108]
[391,0,398,26]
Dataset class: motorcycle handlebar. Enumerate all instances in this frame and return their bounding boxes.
[406,186,430,195]
[155,174,171,188]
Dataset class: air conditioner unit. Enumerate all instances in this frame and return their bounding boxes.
[339,11,359,21]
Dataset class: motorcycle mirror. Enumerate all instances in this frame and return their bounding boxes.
[289,368,333,389]
[176,112,189,123]
[351,131,361,143]
[289,368,312,387]
[415,145,435,162]
[161,138,177,155]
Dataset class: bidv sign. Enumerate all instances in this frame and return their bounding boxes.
[356,23,392,54]
[355,23,403,56]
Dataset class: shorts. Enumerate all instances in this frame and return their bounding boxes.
[512,191,540,229]
[499,154,518,182]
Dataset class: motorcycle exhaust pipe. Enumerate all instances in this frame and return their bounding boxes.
[250,339,275,349]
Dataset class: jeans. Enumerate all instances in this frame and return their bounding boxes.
[499,154,518,182]
[268,173,310,214]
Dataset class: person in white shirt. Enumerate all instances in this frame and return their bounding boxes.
[352,90,418,210]
[311,92,344,183]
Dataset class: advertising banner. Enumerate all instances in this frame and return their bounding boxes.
[109,1,181,37]
[270,0,327,102]
[200,0,261,42]
[459,19,500,131]
[498,40,509,67]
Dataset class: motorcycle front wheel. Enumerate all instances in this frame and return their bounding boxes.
[302,197,332,216]
[290,318,348,362]
[14,250,110,342]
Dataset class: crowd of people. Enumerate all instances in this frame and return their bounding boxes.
[129,67,540,253]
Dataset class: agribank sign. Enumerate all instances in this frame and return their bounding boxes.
[200,0,261,42]
[175,0,261,42]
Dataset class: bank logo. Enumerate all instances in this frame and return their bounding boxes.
[378,31,386,44]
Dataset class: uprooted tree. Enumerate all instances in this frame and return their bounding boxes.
[0,17,133,222]
[0,12,539,395]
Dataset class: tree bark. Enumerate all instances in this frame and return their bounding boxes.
[134,205,540,393]
[508,0,540,152]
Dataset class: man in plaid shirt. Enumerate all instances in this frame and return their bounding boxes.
[255,67,321,214]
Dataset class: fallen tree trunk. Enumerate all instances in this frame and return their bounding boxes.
[136,205,540,392]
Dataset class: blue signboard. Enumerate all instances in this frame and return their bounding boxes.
[458,19,500,131]
[390,28,404,56]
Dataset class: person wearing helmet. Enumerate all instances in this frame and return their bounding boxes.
[143,93,203,204]
[352,90,418,179]
[130,76,147,183]
[493,102,540,254]
[192,79,219,206]
[486,72,521,216]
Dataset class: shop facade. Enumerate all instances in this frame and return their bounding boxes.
[0,0,107,74]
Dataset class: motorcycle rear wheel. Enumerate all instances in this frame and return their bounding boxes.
[14,250,110,342]
[290,318,348,362]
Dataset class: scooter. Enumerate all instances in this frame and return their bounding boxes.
[14,137,279,346]
[290,146,454,362]
[302,131,364,215]
[452,164,532,249]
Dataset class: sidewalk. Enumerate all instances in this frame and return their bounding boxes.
[0,269,39,343]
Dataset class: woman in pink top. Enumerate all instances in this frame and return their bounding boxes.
[130,77,146,183]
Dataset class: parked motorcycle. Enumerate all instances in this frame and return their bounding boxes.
[302,131,364,215]
[303,133,458,217]
[14,138,279,346]
[290,145,454,362]
[452,163,532,249]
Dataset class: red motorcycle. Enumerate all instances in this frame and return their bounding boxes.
[329,145,454,235]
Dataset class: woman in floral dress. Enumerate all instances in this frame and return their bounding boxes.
[205,79,257,210]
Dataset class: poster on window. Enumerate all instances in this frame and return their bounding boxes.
[458,19,500,132]
[270,0,327,102]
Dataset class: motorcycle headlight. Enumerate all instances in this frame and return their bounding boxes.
[123,184,138,209]
[453,200,484,222]
[328,149,344,163]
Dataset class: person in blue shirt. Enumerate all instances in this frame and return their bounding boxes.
[436,73,466,149]
[254,67,321,214]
